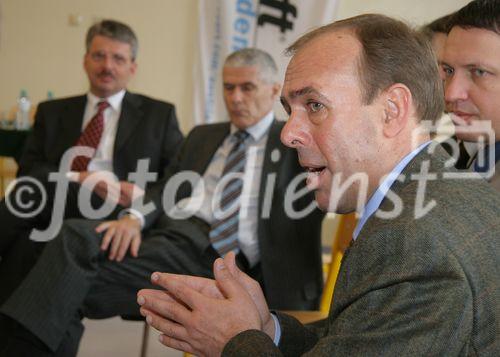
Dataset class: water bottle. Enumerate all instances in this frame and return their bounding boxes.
[16,89,31,130]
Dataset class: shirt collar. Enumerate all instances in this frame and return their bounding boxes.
[86,89,126,112]
[230,111,274,142]
[352,141,432,240]
[474,140,500,173]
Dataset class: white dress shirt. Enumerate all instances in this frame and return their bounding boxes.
[177,111,274,266]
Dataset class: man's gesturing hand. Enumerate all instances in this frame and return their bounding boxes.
[137,254,273,356]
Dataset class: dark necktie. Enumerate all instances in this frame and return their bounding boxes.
[209,130,250,257]
[455,140,471,170]
[71,101,109,171]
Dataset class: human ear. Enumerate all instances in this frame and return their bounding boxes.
[271,83,281,99]
[382,84,411,138]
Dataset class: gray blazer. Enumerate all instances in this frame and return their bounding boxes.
[222,146,500,356]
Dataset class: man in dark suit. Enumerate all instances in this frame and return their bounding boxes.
[136,14,500,356]
[0,19,183,290]
[0,48,323,356]
[441,0,500,191]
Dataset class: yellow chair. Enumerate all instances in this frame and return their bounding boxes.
[283,213,357,324]
[0,157,18,198]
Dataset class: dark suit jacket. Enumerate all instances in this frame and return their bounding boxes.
[222,146,500,356]
[17,91,183,187]
[139,120,325,310]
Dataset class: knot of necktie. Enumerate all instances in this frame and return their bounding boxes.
[233,130,250,144]
[96,100,110,113]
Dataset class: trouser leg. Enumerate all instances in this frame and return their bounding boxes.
[0,235,42,305]
[1,217,214,353]
[0,179,120,257]
[0,219,106,352]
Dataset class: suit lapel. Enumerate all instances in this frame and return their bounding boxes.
[258,120,284,213]
[60,95,86,150]
[113,92,142,155]
[261,120,284,179]
[197,124,230,174]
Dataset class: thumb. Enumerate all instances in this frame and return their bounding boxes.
[213,258,244,300]
[224,251,242,278]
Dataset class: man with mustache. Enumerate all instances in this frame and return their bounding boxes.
[136,14,500,356]
[0,20,183,300]
[442,0,500,191]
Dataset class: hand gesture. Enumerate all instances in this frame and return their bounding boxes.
[137,253,274,356]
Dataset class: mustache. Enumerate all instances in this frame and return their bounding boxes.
[97,70,115,79]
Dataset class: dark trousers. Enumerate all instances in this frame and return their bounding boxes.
[0,177,120,255]
[0,216,223,355]
[0,178,122,305]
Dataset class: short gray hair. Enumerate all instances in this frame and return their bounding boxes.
[224,48,278,83]
[86,19,138,61]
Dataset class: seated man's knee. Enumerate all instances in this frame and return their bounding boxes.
[53,219,105,254]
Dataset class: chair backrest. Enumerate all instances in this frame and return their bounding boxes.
[319,212,357,313]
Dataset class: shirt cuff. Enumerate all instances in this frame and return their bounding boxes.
[66,171,79,181]
[271,313,281,346]
[119,208,145,229]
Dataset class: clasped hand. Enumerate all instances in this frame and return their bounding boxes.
[137,253,276,356]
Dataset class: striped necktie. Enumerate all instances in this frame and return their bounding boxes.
[209,130,250,257]
[71,100,109,171]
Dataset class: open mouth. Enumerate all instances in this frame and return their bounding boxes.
[306,166,326,174]
[304,165,327,189]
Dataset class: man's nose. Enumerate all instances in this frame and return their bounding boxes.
[102,55,114,69]
[230,88,243,102]
[444,72,469,103]
[281,112,309,148]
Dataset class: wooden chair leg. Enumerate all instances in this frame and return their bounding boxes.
[140,322,149,357]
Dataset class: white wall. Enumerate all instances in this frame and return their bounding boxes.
[337,0,469,25]
[0,0,198,132]
[0,0,469,133]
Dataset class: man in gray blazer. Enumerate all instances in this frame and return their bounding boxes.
[136,13,500,356]
[441,0,500,191]
[0,48,324,356]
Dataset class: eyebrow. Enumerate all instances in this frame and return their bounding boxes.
[281,86,331,104]
[441,60,496,71]
[223,81,255,87]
